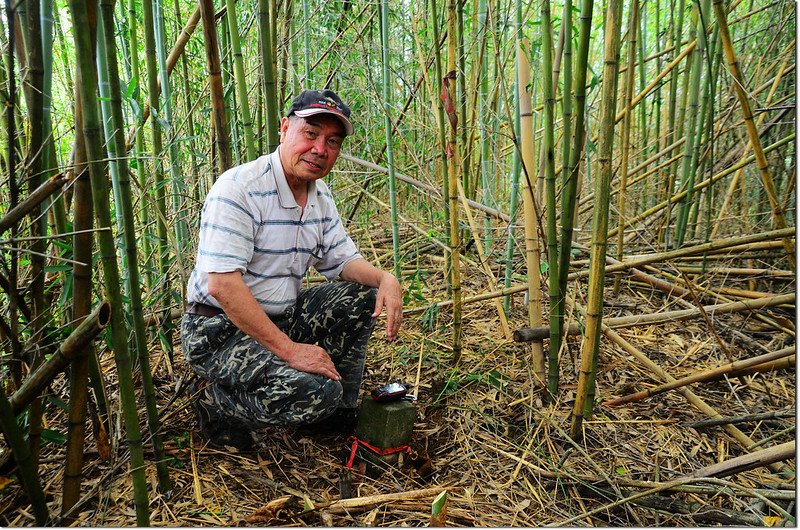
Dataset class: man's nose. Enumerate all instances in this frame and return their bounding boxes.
[310,137,328,156]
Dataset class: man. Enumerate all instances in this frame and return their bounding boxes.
[181,89,403,450]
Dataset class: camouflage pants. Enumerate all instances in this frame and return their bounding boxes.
[181,281,377,429]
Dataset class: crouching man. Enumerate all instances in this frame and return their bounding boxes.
[181,89,402,450]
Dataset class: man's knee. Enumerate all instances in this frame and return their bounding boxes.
[259,374,344,426]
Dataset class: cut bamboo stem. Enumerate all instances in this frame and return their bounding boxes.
[11,301,111,414]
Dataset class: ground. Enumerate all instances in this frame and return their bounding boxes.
[0,253,795,526]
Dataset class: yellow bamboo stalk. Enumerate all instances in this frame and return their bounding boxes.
[456,179,512,339]
[613,0,639,295]
[445,0,462,364]
[517,38,546,385]
[710,54,791,239]
[712,0,795,270]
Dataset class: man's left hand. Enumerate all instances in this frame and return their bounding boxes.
[373,272,403,341]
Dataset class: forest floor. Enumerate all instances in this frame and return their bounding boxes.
[0,241,796,526]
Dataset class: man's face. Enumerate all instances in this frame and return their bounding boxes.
[279,114,346,185]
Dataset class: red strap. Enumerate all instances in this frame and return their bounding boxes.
[346,436,411,468]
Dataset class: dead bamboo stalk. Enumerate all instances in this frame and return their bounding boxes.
[688,409,796,430]
[11,301,111,414]
[609,133,795,240]
[712,0,795,269]
[573,227,796,280]
[602,346,795,406]
[0,173,68,235]
[597,322,790,475]
[316,486,447,515]
[514,292,794,342]
[455,179,512,339]
[687,441,795,479]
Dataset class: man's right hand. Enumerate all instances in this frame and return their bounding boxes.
[284,342,341,381]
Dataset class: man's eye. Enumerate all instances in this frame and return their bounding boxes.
[328,139,342,149]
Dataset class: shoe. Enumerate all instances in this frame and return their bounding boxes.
[301,408,358,435]
[192,379,254,451]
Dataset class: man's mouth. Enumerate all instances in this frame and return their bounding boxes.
[303,159,323,171]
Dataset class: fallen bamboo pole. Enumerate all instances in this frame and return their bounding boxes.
[11,301,111,414]
[602,346,796,406]
[688,441,795,479]
[315,486,447,515]
[574,227,796,279]
[688,409,796,430]
[514,293,794,342]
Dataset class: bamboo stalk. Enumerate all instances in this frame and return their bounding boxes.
[10,302,111,414]
[688,409,796,430]
[0,172,68,235]
[0,389,48,525]
[514,292,795,342]
[570,0,623,438]
[688,441,794,479]
[517,37,546,385]
[444,0,462,364]
[575,227,796,280]
[200,0,232,171]
[712,0,795,269]
[602,346,795,407]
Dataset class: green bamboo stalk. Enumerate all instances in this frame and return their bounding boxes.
[21,0,46,469]
[445,0,463,364]
[200,0,233,171]
[172,0,201,200]
[153,0,190,281]
[142,0,174,359]
[503,0,524,314]
[540,0,560,401]
[556,0,594,393]
[379,0,401,278]
[226,0,257,161]
[259,0,280,152]
[570,0,623,440]
[68,0,151,521]
[613,0,639,295]
[478,0,492,250]
[127,0,153,292]
[673,0,711,248]
[0,388,48,525]
[99,0,172,495]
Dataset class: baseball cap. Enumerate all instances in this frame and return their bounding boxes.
[287,89,354,136]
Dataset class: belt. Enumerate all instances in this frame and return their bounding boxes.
[186,302,225,318]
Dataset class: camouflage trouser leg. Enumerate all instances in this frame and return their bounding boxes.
[181,281,376,429]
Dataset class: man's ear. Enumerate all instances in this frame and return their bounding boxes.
[279,116,290,141]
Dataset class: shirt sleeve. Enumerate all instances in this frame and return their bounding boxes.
[195,178,255,274]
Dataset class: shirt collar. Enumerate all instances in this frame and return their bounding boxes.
[271,148,319,209]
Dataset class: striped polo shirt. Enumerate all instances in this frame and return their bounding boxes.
[186,149,362,315]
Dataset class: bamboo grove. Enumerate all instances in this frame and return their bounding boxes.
[0,0,795,523]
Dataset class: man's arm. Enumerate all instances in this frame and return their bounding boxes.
[207,271,341,380]
[340,258,403,341]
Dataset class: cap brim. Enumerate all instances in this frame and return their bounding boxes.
[294,108,354,136]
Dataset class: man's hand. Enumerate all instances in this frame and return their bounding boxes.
[341,258,404,340]
[284,342,341,381]
[373,272,403,340]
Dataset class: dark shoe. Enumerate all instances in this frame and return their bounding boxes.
[301,408,358,435]
[192,379,254,451]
